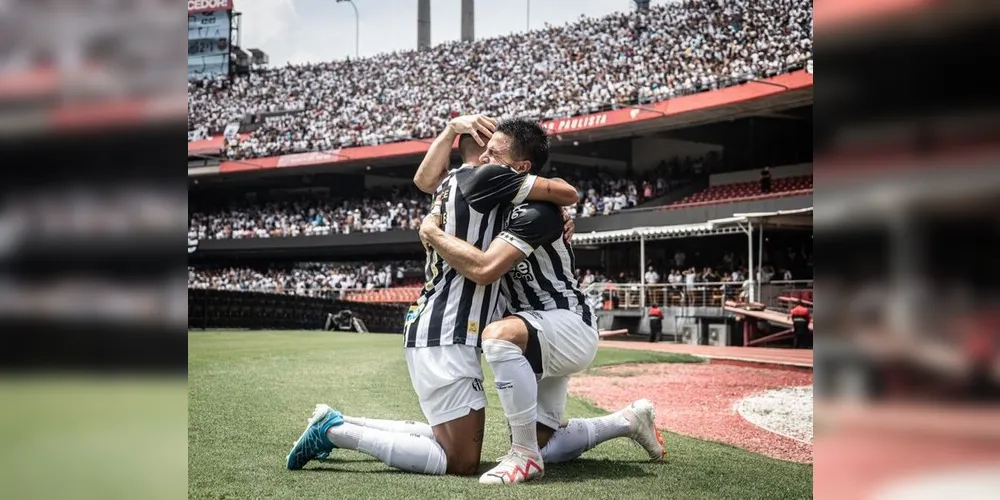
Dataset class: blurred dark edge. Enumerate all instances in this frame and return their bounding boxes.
[0,119,188,374]
[814,0,1000,407]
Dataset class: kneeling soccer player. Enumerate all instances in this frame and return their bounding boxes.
[420,199,667,484]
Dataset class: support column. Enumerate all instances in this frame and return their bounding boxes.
[639,235,646,310]
[747,220,755,302]
[758,219,764,302]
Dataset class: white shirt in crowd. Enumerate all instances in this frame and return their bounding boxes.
[644,270,659,284]
[188,1,813,161]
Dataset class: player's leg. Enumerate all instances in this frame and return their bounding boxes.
[539,400,666,463]
[340,416,435,439]
[321,408,448,475]
[479,316,544,484]
[428,406,485,476]
[332,344,485,475]
[535,375,651,463]
[532,309,666,463]
[287,345,484,475]
[315,416,434,460]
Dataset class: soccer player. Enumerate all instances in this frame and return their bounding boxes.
[418,120,666,485]
[285,116,580,475]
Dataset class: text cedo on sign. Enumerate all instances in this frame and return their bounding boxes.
[188,0,232,13]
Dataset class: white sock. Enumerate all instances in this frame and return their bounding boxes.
[344,416,435,439]
[540,412,631,463]
[326,422,447,475]
[483,339,539,456]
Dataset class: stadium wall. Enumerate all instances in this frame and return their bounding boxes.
[364,175,413,188]
[188,288,407,332]
[709,163,813,186]
[631,137,723,172]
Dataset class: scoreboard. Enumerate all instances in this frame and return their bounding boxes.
[188,0,233,79]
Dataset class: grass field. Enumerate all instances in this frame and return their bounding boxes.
[189,331,812,499]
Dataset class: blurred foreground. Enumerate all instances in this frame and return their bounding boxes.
[0,377,187,500]
[814,1,1000,498]
[0,1,187,499]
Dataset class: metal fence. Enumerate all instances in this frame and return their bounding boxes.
[586,280,813,310]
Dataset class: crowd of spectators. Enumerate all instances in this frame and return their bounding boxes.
[555,154,716,216]
[187,161,690,239]
[578,245,813,288]
[188,261,423,297]
[187,242,811,299]
[188,186,430,240]
[188,0,812,159]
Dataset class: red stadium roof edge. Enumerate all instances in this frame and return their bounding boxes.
[189,70,812,174]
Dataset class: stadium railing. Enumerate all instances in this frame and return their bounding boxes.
[591,280,813,310]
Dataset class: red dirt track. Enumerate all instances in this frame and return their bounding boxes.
[570,362,813,463]
[601,340,814,367]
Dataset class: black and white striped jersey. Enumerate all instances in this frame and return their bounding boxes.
[496,202,595,329]
[404,164,538,348]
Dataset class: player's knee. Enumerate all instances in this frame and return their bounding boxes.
[536,423,557,449]
[482,319,528,349]
[446,454,480,476]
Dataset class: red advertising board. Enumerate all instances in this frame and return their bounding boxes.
[194,70,811,174]
[188,0,233,14]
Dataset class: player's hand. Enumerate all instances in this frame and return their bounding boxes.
[562,209,575,243]
[448,115,497,147]
[419,213,441,248]
[420,196,444,245]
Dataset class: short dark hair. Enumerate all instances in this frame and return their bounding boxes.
[457,134,484,163]
[496,118,549,174]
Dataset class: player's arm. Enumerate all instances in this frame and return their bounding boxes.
[460,165,579,213]
[525,177,579,207]
[420,223,522,286]
[419,203,562,286]
[413,115,496,193]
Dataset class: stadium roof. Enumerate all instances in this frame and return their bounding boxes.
[571,207,813,245]
[708,207,813,230]
[571,222,744,245]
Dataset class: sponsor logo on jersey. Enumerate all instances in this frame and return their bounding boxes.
[512,261,534,282]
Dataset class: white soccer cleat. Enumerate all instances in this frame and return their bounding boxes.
[624,399,666,462]
[479,449,544,485]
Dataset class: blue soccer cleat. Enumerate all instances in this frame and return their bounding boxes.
[286,404,343,470]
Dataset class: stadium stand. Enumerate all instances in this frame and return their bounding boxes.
[188,188,430,240]
[668,175,813,207]
[187,0,813,159]
[188,164,684,238]
[188,262,423,296]
[188,235,812,307]
[346,287,423,304]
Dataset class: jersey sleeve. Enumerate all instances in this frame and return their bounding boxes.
[497,202,564,257]
[457,164,537,213]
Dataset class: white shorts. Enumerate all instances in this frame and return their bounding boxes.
[404,344,486,427]
[513,309,599,429]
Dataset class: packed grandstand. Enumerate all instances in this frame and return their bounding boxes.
[188,0,812,158]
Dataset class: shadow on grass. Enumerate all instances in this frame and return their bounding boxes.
[538,458,654,483]
[301,457,653,482]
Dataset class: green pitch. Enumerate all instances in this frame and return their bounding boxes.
[189,331,812,499]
